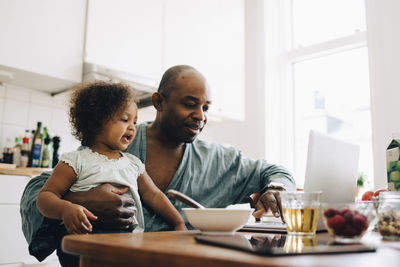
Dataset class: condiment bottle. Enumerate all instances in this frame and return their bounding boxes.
[29,122,43,167]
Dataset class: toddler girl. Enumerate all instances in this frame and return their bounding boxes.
[37,81,186,234]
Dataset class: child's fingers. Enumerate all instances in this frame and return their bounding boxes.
[83,208,98,221]
[80,221,92,232]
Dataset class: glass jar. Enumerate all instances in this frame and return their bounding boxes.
[376,191,400,240]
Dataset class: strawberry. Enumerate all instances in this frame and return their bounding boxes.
[340,208,351,216]
[323,208,338,218]
[343,210,354,223]
[352,214,368,232]
[342,224,358,237]
[327,214,345,229]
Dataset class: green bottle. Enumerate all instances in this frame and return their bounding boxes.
[41,127,51,168]
[29,122,43,167]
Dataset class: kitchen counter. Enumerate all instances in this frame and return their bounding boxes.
[0,164,51,177]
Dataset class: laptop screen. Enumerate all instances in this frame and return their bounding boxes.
[303,130,360,202]
[303,130,360,230]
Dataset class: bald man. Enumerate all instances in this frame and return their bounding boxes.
[21,65,295,265]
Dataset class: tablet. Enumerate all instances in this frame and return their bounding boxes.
[195,234,376,256]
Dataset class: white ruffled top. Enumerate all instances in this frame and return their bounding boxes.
[60,147,146,231]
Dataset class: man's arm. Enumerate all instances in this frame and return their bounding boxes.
[253,163,296,221]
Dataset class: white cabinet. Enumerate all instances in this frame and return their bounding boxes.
[85,0,245,120]
[85,0,164,82]
[163,0,245,120]
[0,175,60,266]
[0,0,86,92]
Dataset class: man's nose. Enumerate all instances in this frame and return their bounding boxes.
[192,107,206,121]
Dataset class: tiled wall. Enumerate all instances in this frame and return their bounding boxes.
[0,83,80,161]
[0,82,251,164]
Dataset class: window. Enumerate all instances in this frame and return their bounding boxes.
[288,0,372,188]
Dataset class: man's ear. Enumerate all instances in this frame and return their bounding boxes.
[151,92,164,111]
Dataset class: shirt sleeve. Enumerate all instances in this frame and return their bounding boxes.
[229,148,297,203]
[60,151,81,176]
[125,153,145,175]
[20,171,59,261]
[192,141,296,206]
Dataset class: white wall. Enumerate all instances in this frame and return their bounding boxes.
[0,83,80,161]
[365,0,400,188]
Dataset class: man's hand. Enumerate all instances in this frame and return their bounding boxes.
[251,190,285,223]
[64,183,136,230]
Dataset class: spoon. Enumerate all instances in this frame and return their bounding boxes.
[167,189,206,209]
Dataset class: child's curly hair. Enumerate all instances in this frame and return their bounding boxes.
[69,81,138,146]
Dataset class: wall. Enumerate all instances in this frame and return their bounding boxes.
[365,0,400,188]
[0,0,271,166]
[137,0,268,162]
[0,83,80,161]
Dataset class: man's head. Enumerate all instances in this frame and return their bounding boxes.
[152,65,212,143]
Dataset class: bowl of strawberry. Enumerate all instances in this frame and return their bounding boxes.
[322,202,377,243]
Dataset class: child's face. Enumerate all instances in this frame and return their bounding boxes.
[95,101,138,151]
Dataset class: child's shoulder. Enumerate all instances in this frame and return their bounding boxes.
[121,151,143,163]
[60,147,92,162]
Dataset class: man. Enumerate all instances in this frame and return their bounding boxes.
[20,65,296,264]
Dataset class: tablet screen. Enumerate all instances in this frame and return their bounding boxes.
[195,234,376,256]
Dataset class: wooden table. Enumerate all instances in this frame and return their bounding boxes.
[62,230,400,267]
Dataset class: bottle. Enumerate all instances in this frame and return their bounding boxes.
[2,137,14,164]
[52,136,61,168]
[20,136,30,168]
[29,122,43,167]
[12,137,22,167]
[41,134,52,168]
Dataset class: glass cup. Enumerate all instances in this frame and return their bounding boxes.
[280,191,322,235]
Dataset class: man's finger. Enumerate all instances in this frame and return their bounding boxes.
[261,192,280,217]
[253,200,266,219]
[121,196,136,208]
[110,185,129,195]
[274,191,285,223]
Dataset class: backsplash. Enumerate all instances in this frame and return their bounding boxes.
[0,83,80,160]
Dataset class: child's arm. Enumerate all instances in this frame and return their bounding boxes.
[37,162,97,234]
[138,171,187,230]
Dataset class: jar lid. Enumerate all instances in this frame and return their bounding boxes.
[380,191,400,199]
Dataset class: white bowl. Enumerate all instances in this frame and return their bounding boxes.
[182,208,254,235]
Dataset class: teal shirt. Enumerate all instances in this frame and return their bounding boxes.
[20,122,295,260]
[127,122,296,231]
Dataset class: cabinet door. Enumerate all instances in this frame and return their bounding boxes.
[85,0,164,82]
[163,0,245,120]
[0,205,51,265]
[0,175,30,204]
[0,0,86,82]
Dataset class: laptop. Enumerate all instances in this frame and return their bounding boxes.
[304,130,360,231]
[241,130,360,232]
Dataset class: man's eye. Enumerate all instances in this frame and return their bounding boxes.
[121,119,128,122]
[184,103,196,108]
[203,106,209,112]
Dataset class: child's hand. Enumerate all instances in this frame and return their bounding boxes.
[174,223,188,231]
[62,203,97,234]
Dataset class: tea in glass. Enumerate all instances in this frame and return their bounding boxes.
[280,191,322,235]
